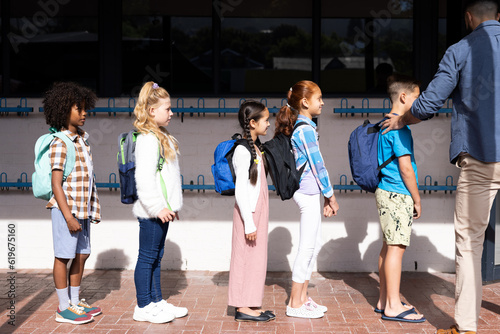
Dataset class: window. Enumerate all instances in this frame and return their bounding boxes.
[0,0,451,97]
[8,0,98,96]
[219,0,312,94]
[122,0,212,96]
[320,18,367,93]
[171,17,212,94]
[438,0,447,61]
[221,18,312,93]
[321,0,414,94]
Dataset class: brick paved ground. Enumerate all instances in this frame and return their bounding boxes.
[1,270,500,334]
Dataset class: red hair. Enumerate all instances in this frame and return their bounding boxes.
[274,80,320,137]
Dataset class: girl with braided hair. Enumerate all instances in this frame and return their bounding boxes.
[228,101,275,322]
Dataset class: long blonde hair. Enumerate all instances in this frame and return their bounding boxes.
[133,81,179,163]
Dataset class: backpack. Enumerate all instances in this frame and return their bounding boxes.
[262,122,307,200]
[32,128,76,200]
[117,130,170,207]
[347,119,396,193]
[211,134,252,196]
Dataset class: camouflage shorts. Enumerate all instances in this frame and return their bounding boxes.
[375,188,413,246]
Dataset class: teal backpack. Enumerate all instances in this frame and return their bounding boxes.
[32,128,76,200]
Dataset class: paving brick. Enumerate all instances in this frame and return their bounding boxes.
[2,270,500,333]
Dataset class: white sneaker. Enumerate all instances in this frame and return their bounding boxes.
[133,302,175,323]
[286,303,324,319]
[154,299,188,318]
[307,297,328,313]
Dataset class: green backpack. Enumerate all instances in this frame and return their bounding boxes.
[32,128,76,200]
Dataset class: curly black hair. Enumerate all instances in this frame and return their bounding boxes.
[43,82,97,130]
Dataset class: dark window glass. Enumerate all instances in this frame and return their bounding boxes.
[171,17,212,94]
[122,0,212,96]
[122,15,169,96]
[372,17,413,76]
[438,18,447,61]
[122,16,212,96]
[320,18,367,93]
[321,0,413,94]
[8,1,98,96]
[221,18,312,94]
[438,0,447,60]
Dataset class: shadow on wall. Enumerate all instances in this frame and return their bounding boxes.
[160,239,188,299]
[317,218,455,329]
[317,219,368,272]
[82,250,127,307]
[267,227,293,272]
[94,248,130,269]
[266,227,293,305]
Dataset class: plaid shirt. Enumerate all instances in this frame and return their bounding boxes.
[291,115,334,198]
[46,129,101,221]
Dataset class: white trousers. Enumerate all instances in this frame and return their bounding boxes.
[292,192,322,283]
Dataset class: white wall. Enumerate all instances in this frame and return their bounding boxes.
[0,97,458,272]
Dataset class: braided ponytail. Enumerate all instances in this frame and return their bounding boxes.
[238,101,268,185]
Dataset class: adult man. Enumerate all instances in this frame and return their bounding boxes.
[382,1,500,333]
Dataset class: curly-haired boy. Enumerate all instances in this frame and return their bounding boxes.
[43,82,102,324]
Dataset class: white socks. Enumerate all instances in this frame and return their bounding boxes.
[56,288,70,310]
[69,286,80,305]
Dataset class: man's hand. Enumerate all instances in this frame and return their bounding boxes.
[381,113,404,134]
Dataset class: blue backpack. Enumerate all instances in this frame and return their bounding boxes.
[32,128,76,200]
[348,119,396,193]
[211,134,252,196]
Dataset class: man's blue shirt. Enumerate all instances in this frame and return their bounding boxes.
[378,125,418,196]
[410,20,500,163]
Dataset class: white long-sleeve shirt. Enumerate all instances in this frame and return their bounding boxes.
[232,144,263,234]
[133,133,183,219]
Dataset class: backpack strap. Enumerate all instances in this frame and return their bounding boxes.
[231,133,242,140]
[226,138,253,182]
[150,132,172,211]
[52,131,76,182]
[377,154,397,171]
[367,119,385,134]
[293,121,309,132]
[372,117,397,171]
[292,121,312,175]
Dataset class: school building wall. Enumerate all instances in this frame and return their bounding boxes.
[0,97,458,273]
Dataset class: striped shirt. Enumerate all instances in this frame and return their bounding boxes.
[46,129,101,221]
[291,115,334,198]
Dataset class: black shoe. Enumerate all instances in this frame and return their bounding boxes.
[234,311,272,322]
[264,310,276,319]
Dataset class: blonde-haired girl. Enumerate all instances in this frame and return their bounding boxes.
[132,82,187,324]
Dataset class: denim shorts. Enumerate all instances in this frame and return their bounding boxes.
[51,208,91,259]
[375,188,413,246]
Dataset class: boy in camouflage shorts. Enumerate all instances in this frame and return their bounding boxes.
[374,75,425,323]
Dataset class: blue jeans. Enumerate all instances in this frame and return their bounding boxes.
[134,217,169,308]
